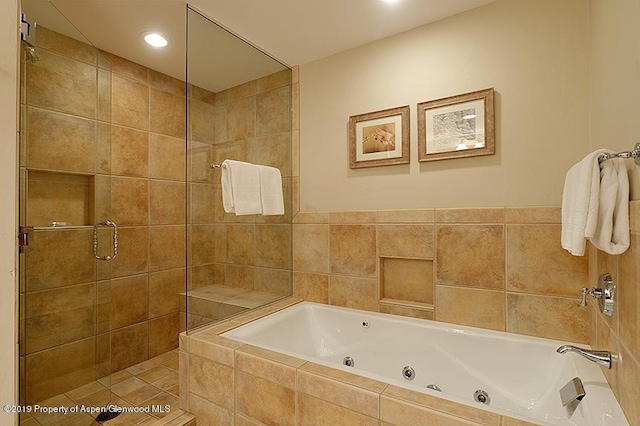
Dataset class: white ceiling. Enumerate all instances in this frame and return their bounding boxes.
[23,0,495,92]
[188,0,496,66]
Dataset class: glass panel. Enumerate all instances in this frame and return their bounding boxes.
[19,0,112,421]
[186,6,293,333]
[21,4,188,417]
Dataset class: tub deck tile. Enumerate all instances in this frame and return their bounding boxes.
[235,347,299,389]
[188,334,246,366]
[237,344,307,369]
[299,361,388,393]
[382,385,501,426]
[189,320,240,336]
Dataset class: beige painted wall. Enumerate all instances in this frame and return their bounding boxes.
[299,0,590,211]
[0,0,19,422]
[590,0,640,199]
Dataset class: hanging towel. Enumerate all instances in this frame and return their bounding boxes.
[221,159,262,215]
[257,165,285,215]
[591,157,629,254]
[561,150,629,256]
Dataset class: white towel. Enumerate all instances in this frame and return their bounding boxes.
[561,150,629,256]
[591,158,629,254]
[221,159,262,215]
[257,165,284,215]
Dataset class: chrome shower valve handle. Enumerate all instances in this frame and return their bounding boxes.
[579,273,615,316]
[580,287,604,306]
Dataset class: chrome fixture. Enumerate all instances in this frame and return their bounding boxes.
[93,221,118,261]
[474,389,490,405]
[20,13,40,63]
[598,142,640,165]
[559,377,585,407]
[402,366,415,380]
[426,384,442,392]
[556,345,611,369]
[361,321,370,328]
[22,43,40,63]
[343,356,354,367]
[580,273,615,316]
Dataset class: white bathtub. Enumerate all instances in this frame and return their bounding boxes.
[222,302,627,426]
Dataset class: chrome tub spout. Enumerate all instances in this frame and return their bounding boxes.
[556,345,611,369]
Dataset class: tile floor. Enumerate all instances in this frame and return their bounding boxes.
[19,350,194,426]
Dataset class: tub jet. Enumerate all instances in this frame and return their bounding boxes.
[402,366,415,380]
[474,389,490,405]
[343,356,354,367]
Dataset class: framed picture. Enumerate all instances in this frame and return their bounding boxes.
[417,88,494,162]
[349,105,410,169]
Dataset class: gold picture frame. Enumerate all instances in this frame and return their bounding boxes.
[349,105,410,169]
[417,88,494,162]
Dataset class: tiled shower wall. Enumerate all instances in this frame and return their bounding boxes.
[20,25,296,404]
[589,200,640,425]
[292,206,591,344]
[20,26,189,403]
[186,68,295,328]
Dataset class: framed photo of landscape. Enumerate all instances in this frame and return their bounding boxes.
[418,88,494,162]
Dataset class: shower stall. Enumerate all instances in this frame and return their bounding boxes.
[18,1,293,424]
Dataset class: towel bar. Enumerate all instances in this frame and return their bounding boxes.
[210,163,227,169]
[598,142,640,165]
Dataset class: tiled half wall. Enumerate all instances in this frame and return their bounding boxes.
[292,206,590,344]
[180,298,539,426]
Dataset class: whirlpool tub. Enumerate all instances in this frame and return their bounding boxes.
[221,301,627,425]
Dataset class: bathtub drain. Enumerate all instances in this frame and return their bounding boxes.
[402,366,415,380]
[343,356,355,367]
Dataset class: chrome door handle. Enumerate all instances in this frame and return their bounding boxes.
[93,220,118,261]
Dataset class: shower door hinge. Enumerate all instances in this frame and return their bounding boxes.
[18,229,29,252]
[20,13,36,46]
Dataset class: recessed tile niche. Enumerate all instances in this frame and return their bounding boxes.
[380,257,433,306]
[26,170,95,227]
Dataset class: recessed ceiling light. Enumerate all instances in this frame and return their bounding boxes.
[381,0,400,4]
[143,32,168,48]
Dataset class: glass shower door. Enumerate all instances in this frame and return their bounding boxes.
[18,1,114,423]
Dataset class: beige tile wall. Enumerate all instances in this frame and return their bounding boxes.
[292,206,590,343]
[185,67,296,329]
[20,25,296,403]
[589,200,640,425]
[20,27,189,403]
